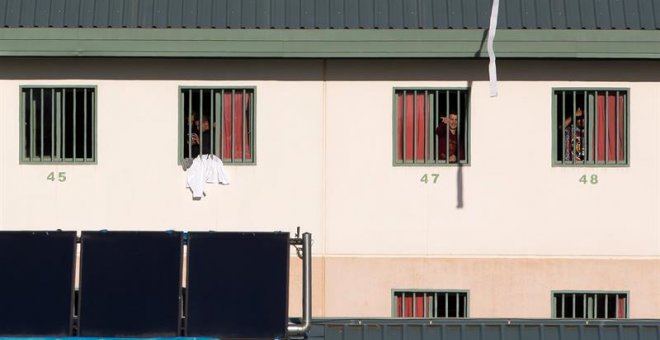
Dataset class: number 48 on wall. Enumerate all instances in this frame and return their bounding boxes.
[579,174,598,185]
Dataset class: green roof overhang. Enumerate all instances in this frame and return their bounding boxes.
[1,28,659,59]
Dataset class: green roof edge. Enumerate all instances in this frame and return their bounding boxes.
[1,28,659,58]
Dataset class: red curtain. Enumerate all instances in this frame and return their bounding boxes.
[396,294,426,317]
[396,92,426,162]
[222,92,251,160]
[617,296,626,318]
[596,93,625,162]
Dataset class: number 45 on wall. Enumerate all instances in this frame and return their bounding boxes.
[47,172,67,182]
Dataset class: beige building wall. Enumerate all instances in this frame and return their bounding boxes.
[1,58,658,317]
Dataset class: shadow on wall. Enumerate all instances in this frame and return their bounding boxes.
[2,58,660,82]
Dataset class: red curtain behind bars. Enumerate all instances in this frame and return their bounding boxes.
[221,92,251,160]
[596,93,625,162]
[396,92,426,162]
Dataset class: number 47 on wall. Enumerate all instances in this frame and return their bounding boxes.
[420,174,439,184]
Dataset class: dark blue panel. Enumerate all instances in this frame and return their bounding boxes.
[285,0,300,27]
[79,0,95,27]
[623,0,642,29]
[270,0,285,27]
[227,0,241,27]
[64,0,82,27]
[152,0,168,27]
[418,0,433,28]
[92,0,110,27]
[300,0,315,28]
[314,0,330,28]
[534,0,551,28]
[329,0,345,28]
[475,0,491,28]
[255,0,271,27]
[18,0,36,27]
[640,0,658,28]
[34,0,51,26]
[344,0,359,28]
[0,0,8,26]
[0,231,76,336]
[108,0,124,27]
[579,0,597,28]
[241,0,257,28]
[210,0,228,28]
[593,0,609,28]
[186,232,290,339]
[167,0,183,27]
[181,0,198,27]
[549,0,566,28]
[608,0,625,29]
[520,0,535,28]
[196,0,213,27]
[137,0,153,27]
[358,0,374,28]
[505,0,522,28]
[122,0,139,27]
[462,0,478,28]
[447,0,462,28]
[388,0,404,27]
[374,0,389,28]
[433,0,449,28]
[48,0,66,27]
[564,0,582,29]
[402,0,419,28]
[78,231,183,337]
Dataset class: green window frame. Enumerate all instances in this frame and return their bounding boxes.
[20,86,97,164]
[178,87,256,165]
[393,88,470,166]
[552,291,629,319]
[552,88,629,167]
[392,289,469,318]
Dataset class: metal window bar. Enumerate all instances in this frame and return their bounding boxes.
[62,89,66,160]
[187,89,192,158]
[242,89,247,162]
[605,90,610,163]
[594,91,599,164]
[413,90,417,163]
[210,89,215,156]
[456,91,461,164]
[402,90,407,162]
[231,89,236,162]
[51,89,55,160]
[73,89,77,161]
[444,91,449,165]
[199,89,204,157]
[83,88,87,161]
[219,89,225,160]
[40,89,44,160]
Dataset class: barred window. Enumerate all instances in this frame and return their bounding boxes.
[394,89,469,165]
[20,87,96,163]
[554,89,628,166]
[393,290,468,318]
[553,291,628,319]
[180,88,255,164]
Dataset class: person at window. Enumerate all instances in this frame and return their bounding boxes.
[563,107,585,161]
[191,115,212,157]
[184,111,200,158]
[435,112,465,163]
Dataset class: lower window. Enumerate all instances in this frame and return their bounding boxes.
[392,290,468,318]
[553,291,628,319]
[553,89,628,166]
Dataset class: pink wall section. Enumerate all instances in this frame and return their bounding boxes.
[289,257,660,318]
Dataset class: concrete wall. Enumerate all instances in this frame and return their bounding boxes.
[1,58,658,317]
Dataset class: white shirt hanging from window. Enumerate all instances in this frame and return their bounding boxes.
[186,155,230,199]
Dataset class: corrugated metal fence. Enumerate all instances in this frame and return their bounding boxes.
[307,319,660,340]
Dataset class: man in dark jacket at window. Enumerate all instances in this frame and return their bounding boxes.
[435,112,465,163]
